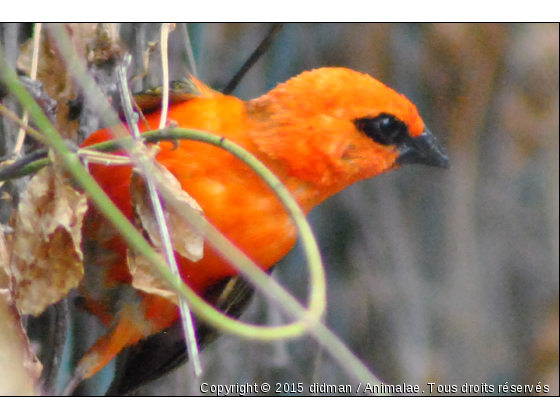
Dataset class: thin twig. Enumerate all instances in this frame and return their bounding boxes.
[14,22,42,155]
[118,54,202,376]
[0,103,50,145]
[158,23,175,130]
[158,22,203,375]
[180,23,198,79]
[222,23,284,95]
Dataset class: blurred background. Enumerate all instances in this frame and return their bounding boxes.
[1,23,558,395]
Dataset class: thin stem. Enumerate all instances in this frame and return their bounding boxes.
[118,53,202,376]
[222,23,284,95]
[180,23,198,79]
[0,103,50,145]
[158,23,174,130]
[14,22,42,155]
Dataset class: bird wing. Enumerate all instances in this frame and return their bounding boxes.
[104,273,256,396]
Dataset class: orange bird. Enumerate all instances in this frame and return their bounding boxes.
[75,67,449,394]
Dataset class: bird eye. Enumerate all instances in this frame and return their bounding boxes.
[354,114,408,146]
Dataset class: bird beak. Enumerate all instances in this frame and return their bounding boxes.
[395,127,450,169]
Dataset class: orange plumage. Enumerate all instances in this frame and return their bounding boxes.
[76,67,449,391]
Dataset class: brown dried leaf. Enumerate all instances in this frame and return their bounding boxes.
[10,165,88,315]
[0,227,42,396]
[128,248,178,305]
[17,23,122,139]
[19,25,83,138]
[0,290,43,395]
[130,163,204,262]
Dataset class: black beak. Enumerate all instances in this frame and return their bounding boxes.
[395,127,450,169]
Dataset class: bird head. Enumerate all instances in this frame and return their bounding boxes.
[246,68,449,204]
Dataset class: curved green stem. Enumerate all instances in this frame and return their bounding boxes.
[1,35,384,387]
[1,51,325,341]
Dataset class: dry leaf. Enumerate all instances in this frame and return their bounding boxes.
[0,226,42,396]
[128,248,178,305]
[17,23,122,139]
[130,163,204,262]
[127,162,205,303]
[0,290,43,395]
[10,165,88,315]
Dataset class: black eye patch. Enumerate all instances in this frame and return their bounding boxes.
[354,113,409,146]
